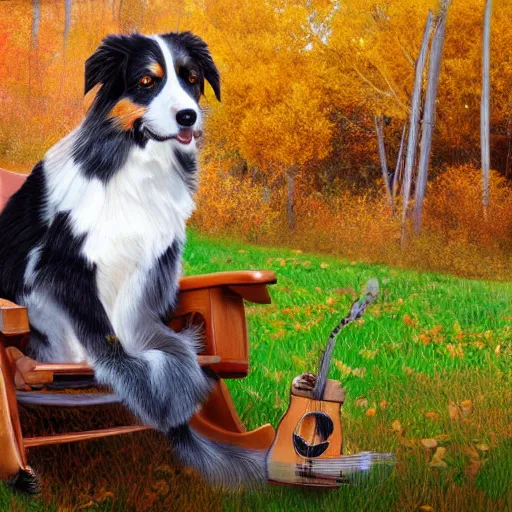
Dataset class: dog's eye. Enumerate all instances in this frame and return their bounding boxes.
[139,76,154,87]
[188,70,199,85]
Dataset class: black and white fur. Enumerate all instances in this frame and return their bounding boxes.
[0,32,266,487]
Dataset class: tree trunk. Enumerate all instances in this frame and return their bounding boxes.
[64,0,72,50]
[413,2,450,233]
[393,124,407,207]
[28,0,41,102]
[375,115,394,210]
[401,10,433,246]
[31,0,40,50]
[286,169,296,231]
[481,0,492,209]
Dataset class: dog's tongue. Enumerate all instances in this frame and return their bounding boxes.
[177,128,193,145]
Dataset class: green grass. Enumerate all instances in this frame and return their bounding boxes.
[2,231,511,511]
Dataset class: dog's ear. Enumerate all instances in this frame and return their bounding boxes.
[85,35,130,105]
[176,31,221,101]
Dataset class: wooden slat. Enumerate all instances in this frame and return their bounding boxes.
[23,425,151,448]
[0,299,30,336]
[179,271,276,292]
[31,355,220,374]
[16,392,121,407]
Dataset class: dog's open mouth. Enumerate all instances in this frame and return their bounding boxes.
[144,127,199,145]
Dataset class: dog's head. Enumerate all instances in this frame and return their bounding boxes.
[83,31,220,146]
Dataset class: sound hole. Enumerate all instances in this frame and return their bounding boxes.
[293,411,334,458]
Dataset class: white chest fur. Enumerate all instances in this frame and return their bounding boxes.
[45,135,196,322]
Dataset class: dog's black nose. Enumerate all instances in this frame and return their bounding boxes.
[176,109,197,127]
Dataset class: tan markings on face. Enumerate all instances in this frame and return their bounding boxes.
[108,98,147,131]
[84,83,102,113]
[149,62,164,78]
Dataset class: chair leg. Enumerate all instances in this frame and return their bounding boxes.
[0,343,36,490]
[197,379,247,433]
[190,379,276,451]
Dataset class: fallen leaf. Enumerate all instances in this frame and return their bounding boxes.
[333,359,352,378]
[391,420,403,433]
[291,249,303,254]
[237,249,247,254]
[292,355,307,368]
[424,411,439,421]
[359,348,378,359]
[403,314,417,326]
[403,366,415,376]
[320,262,329,269]
[453,321,463,340]
[315,287,322,293]
[355,397,368,408]
[495,344,501,355]
[351,367,367,378]
[419,506,434,512]
[476,443,489,452]
[399,436,416,448]
[421,438,438,449]
[429,446,448,468]
[449,402,462,421]
[460,399,472,416]
[417,333,431,344]
[326,297,336,306]
[446,343,464,358]
[429,325,443,336]
[380,400,388,409]
[366,407,377,417]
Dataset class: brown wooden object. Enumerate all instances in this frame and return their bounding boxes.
[0,167,277,490]
[266,376,345,487]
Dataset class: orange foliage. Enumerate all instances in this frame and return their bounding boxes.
[2,1,512,279]
[194,164,512,280]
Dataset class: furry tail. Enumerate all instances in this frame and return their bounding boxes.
[168,424,267,488]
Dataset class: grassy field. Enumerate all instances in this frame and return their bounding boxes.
[2,231,511,511]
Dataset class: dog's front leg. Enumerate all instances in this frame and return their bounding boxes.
[93,262,213,432]
[35,275,211,433]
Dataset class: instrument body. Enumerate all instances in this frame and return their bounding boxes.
[267,377,345,487]
[266,278,392,487]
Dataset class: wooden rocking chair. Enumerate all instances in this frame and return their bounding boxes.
[0,168,277,492]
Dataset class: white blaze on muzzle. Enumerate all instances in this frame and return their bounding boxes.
[142,36,202,142]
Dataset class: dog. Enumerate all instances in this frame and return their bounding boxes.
[0,31,266,487]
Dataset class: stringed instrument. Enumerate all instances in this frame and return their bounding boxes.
[266,278,395,487]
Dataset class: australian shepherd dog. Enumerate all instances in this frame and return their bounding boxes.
[0,31,265,487]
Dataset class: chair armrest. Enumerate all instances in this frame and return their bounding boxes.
[179,270,277,304]
[0,298,30,336]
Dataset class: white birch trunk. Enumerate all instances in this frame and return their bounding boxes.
[393,124,407,206]
[481,0,492,209]
[413,2,450,233]
[375,115,394,209]
[31,0,40,49]
[64,0,72,50]
[401,11,433,245]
